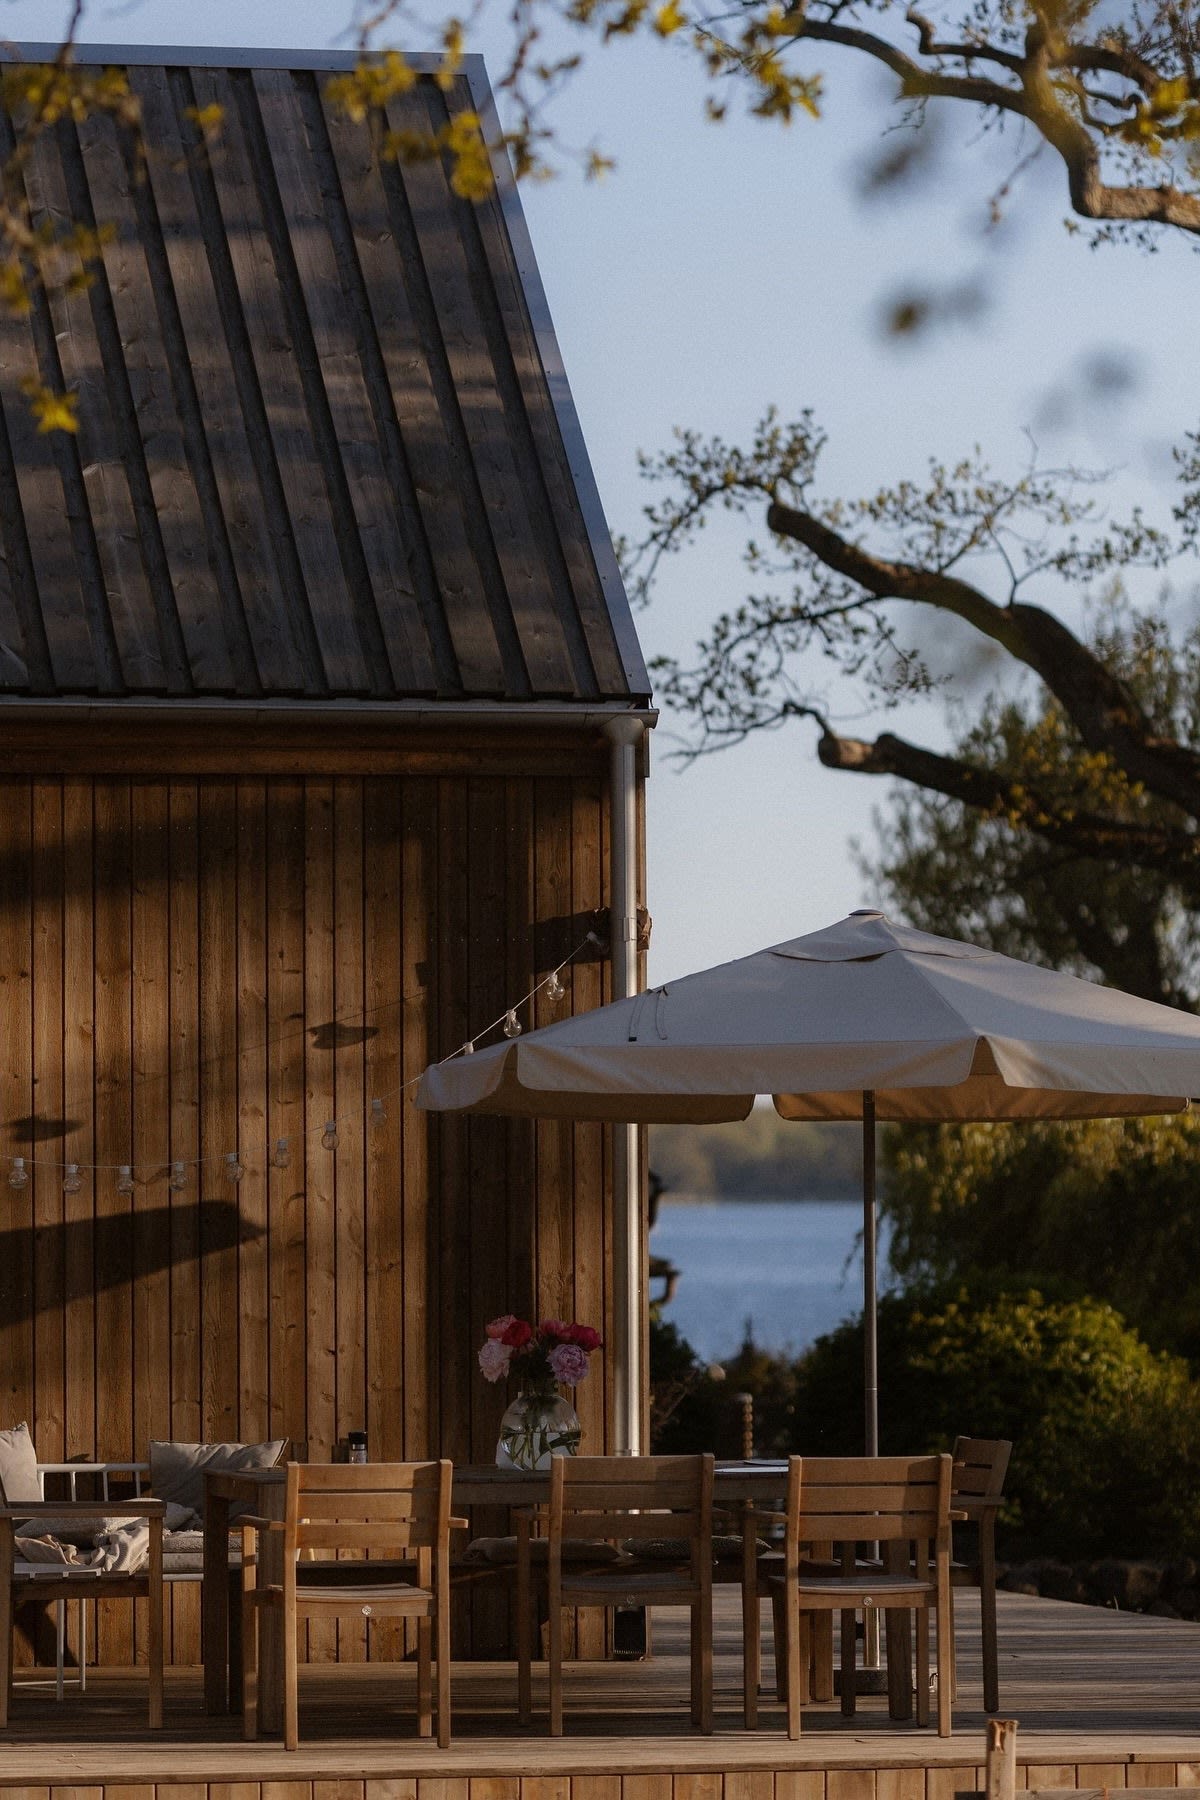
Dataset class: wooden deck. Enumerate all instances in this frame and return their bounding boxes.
[2,1590,1199,1792]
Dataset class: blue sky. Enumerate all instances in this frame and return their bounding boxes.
[8,0,1197,983]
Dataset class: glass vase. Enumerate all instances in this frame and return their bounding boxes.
[495,1388,582,1471]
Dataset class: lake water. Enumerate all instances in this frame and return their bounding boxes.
[649,1197,890,1364]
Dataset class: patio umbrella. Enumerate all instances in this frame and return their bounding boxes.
[417,907,1200,1455]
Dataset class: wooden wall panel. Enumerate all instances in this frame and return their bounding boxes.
[0,763,617,1668]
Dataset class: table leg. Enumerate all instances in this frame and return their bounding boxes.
[742,1502,759,1728]
[0,1519,13,1728]
[203,1494,231,1715]
[884,1542,912,1721]
[257,1490,285,1735]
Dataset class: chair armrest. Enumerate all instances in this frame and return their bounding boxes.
[449,1517,471,1531]
[4,1499,165,1521]
[235,1515,284,1531]
[35,1463,151,1477]
[953,1497,999,1520]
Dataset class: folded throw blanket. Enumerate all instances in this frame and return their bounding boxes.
[14,1502,198,1574]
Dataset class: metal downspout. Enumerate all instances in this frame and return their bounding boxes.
[604,716,644,1456]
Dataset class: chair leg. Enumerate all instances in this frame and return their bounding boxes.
[282,1598,299,1752]
[914,1607,930,1729]
[811,1613,833,1702]
[548,1599,563,1737]
[78,1596,88,1693]
[885,1607,913,1722]
[417,1617,432,1739]
[742,1567,760,1727]
[55,1599,66,1702]
[785,1597,802,1741]
[0,1559,12,1729]
[229,1569,245,1716]
[947,1588,958,1702]
[148,1596,164,1731]
[839,1607,856,1718]
[772,1586,787,1702]
[698,1592,713,1735]
[516,1570,533,1725]
[241,1595,259,1742]
[436,1600,451,1750]
[936,1557,954,1738]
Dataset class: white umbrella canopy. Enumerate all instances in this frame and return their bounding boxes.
[417,906,1200,1507]
[417,909,1200,1124]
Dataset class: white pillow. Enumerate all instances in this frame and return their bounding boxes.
[0,1424,41,1507]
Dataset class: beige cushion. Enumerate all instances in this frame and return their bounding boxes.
[0,1424,41,1507]
[622,1534,768,1561]
[149,1440,286,1519]
[463,1535,628,1566]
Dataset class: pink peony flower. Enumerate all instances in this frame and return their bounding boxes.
[501,1318,533,1348]
[486,1314,517,1340]
[548,1341,590,1386]
[478,1339,512,1383]
[539,1318,572,1340]
[567,1324,602,1352]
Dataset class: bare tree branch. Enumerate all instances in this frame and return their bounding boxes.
[765,498,1200,819]
[816,722,1200,869]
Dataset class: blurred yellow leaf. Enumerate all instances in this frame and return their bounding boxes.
[20,377,78,434]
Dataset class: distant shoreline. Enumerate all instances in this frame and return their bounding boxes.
[657,1190,863,1207]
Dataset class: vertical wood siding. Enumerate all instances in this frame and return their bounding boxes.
[0,770,613,1666]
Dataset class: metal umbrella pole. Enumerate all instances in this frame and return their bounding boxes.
[861,1090,883,1673]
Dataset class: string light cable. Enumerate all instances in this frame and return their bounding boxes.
[6,930,603,1191]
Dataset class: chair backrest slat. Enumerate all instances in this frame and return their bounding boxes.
[550,1454,714,1547]
[786,1454,952,1549]
[284,1460,450,1556]
[951,1437,1012,1502]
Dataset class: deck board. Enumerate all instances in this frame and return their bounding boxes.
[2,1590,1199,1782]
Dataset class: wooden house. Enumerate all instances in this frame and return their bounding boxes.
[0,43,652,1664]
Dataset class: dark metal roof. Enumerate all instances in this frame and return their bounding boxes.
[0,48,649,705]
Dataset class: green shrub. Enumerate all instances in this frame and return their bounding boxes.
[649,1317,800,1456]
[793,1283,1200,1560]
[882,1115,1200,1363]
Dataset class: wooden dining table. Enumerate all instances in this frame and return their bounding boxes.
[200,1459,917,1733]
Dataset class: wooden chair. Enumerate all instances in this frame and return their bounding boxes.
[0,1499,165,1728]
[948,1436,1011,1714]
[517,1452,714,1736]
[240,1460,461,1751]
[760,1454,954,1738]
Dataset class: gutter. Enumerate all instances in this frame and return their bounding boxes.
[0,696,657,735]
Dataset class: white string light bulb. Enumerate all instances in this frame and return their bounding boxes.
[0,930,593,1197]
